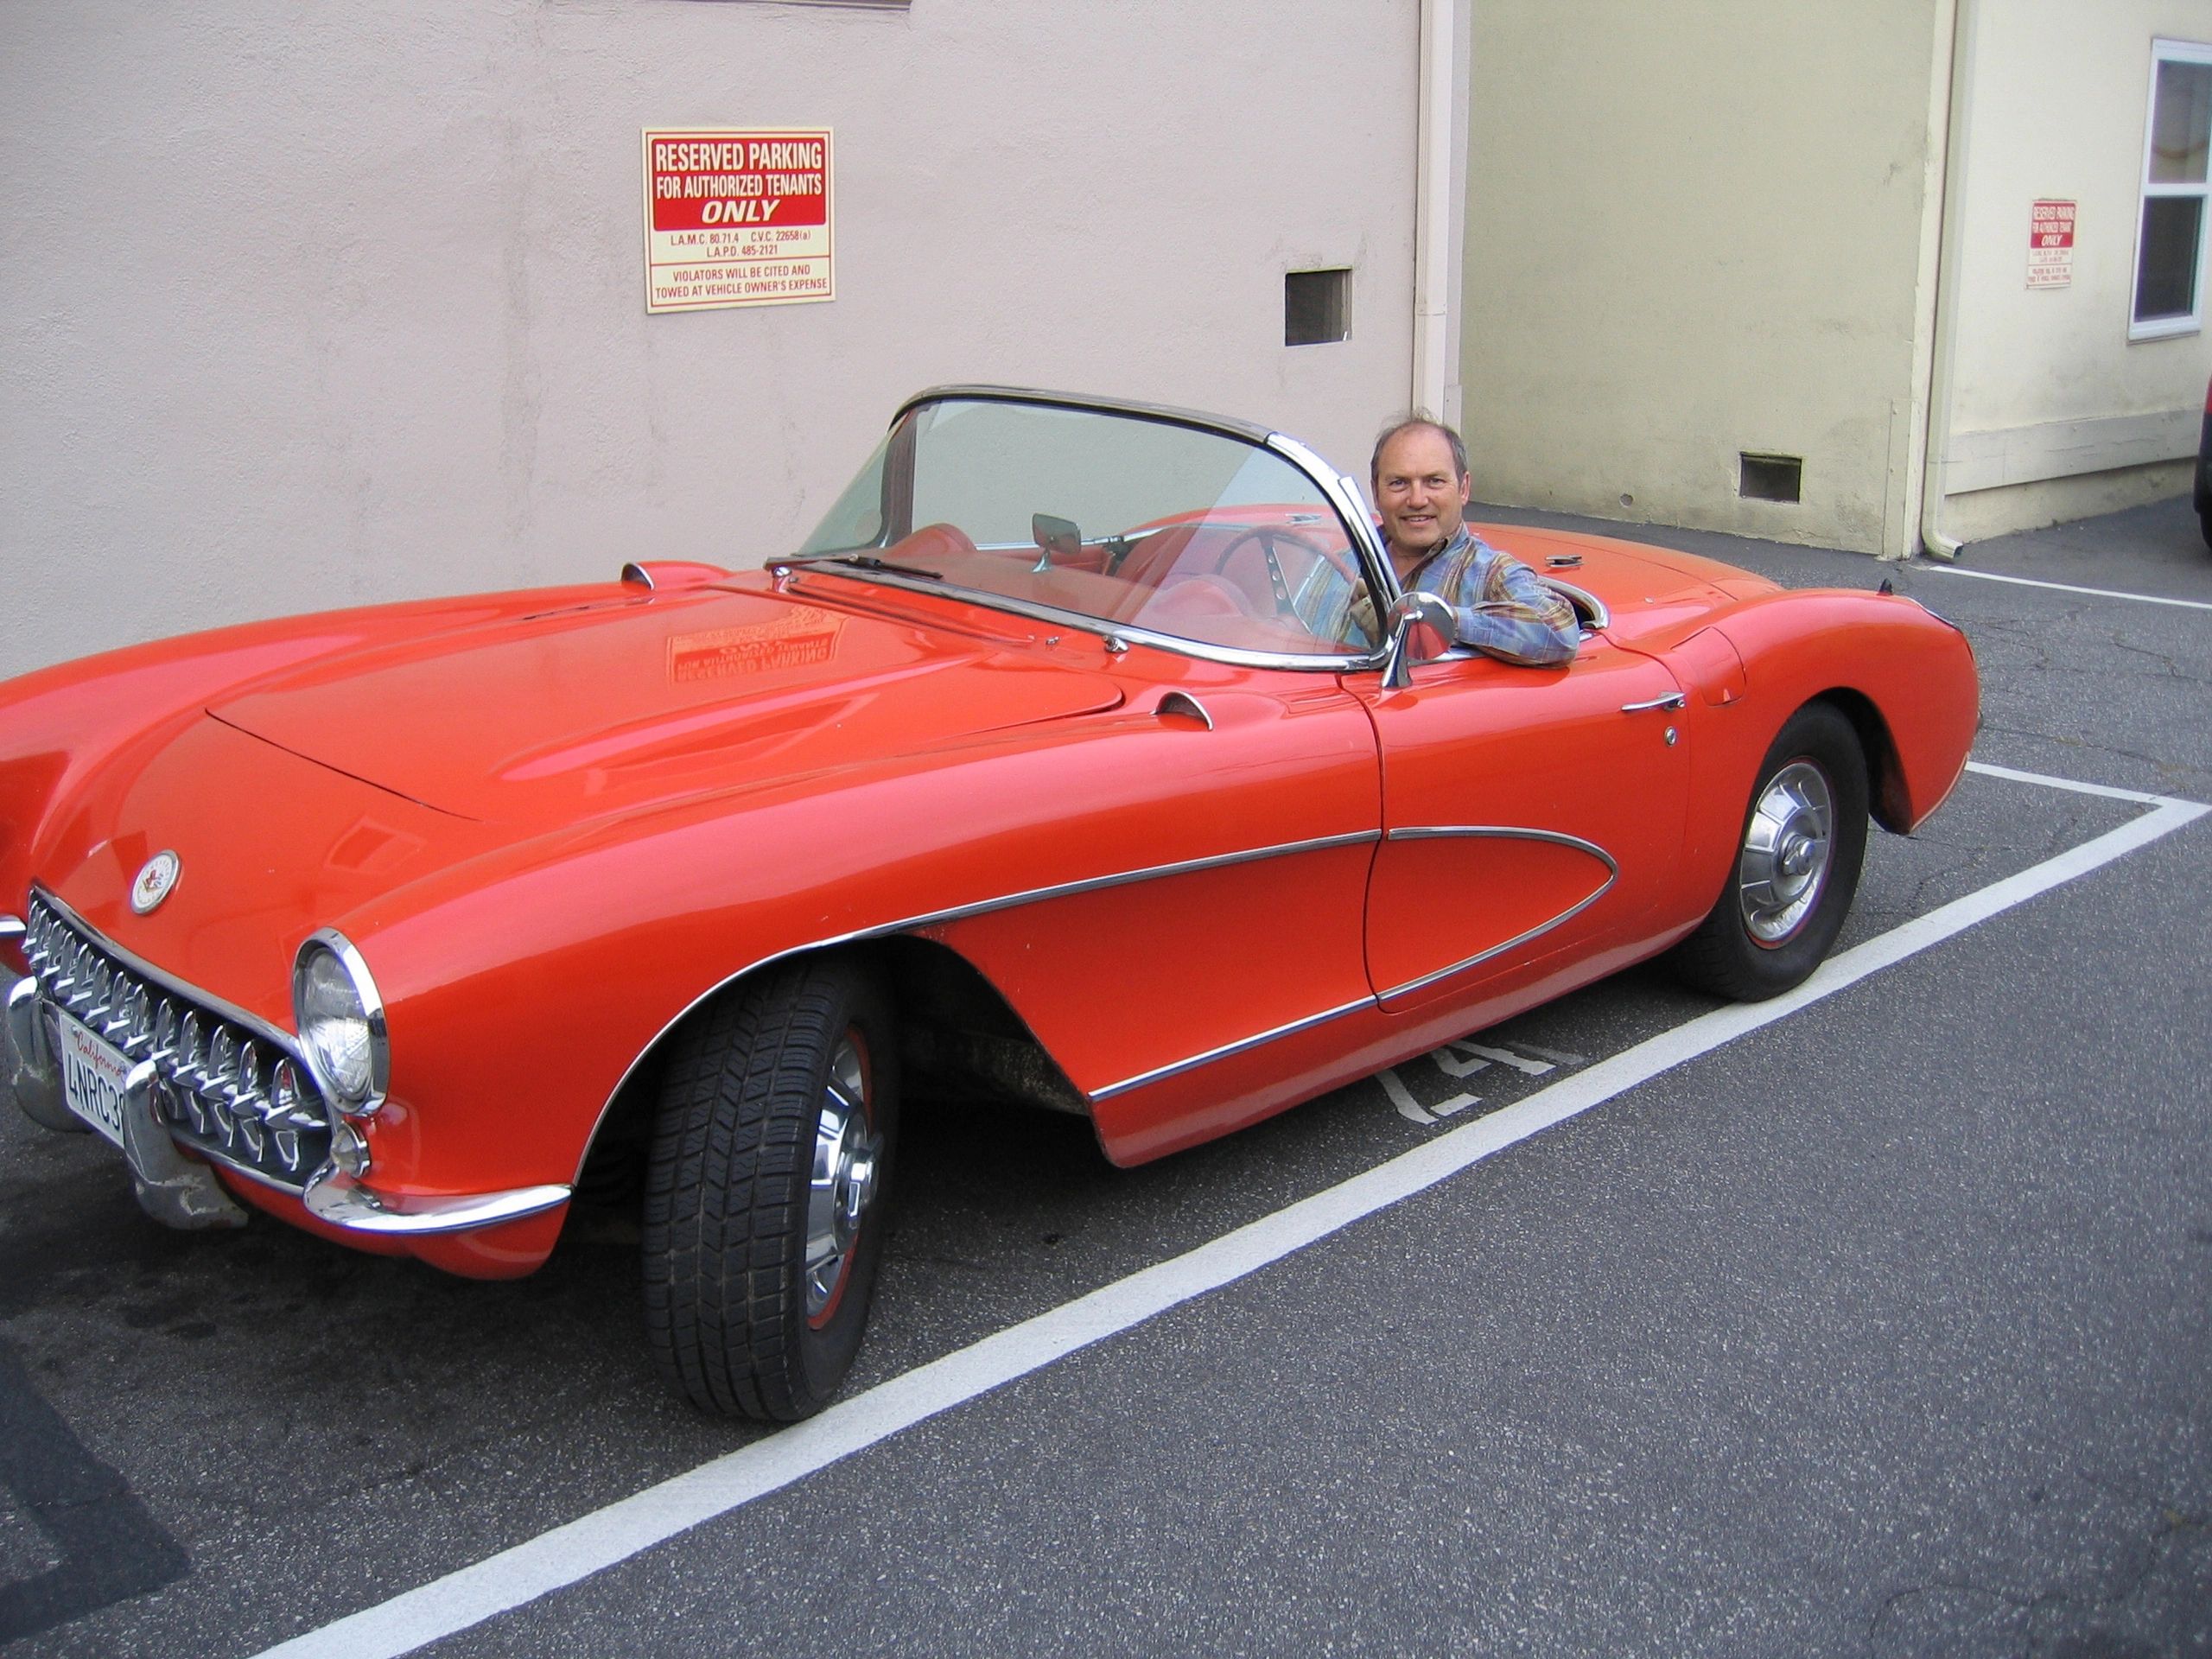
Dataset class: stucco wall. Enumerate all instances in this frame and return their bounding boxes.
[0,1,1418,675]
[1459,0,1947,556]
[1935,0,2212,538]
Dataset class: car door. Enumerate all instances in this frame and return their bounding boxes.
[1348,626,1691,1013]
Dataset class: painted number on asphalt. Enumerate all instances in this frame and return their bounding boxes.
[1380,1039,1585,1127]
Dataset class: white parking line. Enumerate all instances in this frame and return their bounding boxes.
[253,766,2209,1659]
[1964,760,2180,804]
[1927,564,2212,612]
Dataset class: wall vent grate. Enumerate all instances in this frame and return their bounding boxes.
[1738,453,1803,503]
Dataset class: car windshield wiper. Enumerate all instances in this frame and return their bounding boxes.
[800,553,944,581]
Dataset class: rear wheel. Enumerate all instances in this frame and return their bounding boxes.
[1670,702,1869,1001]
[642,958,898,1421]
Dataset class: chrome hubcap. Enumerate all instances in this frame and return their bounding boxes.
[1737,761,1834,944]
[804,1034,880,1322]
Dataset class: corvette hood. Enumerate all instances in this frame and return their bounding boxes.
[210,584,1124,824]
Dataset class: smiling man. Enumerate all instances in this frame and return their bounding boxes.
[1370,416,1580,667]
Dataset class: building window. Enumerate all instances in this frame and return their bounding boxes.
[2133,39,2212,339]
[1284,269,1351,346]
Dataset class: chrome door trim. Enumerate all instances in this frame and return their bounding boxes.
[908,830,1381,930]
[1090,995,1378,1102]
[1373,826,1619,1002]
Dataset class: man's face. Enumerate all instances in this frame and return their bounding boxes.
[1373,427,1471,562]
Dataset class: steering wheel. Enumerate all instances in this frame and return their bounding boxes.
[1212,526,1311,605]
[1213,524,1370,639]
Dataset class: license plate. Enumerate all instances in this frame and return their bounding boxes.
[57,1011,132,1149]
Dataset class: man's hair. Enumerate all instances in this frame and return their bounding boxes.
[1370,414,1469,488]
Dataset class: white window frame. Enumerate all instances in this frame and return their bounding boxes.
[2130,37,2212,341]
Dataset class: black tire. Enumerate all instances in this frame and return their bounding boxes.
[1670,702,1870,1001]
[2198,505,2212,553]
[642,958,899,1421]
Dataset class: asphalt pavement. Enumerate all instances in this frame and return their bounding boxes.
[2,493,2207,1657]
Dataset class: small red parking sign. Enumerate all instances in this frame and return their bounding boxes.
[2027,199,2075,289]
[643,129,835,313]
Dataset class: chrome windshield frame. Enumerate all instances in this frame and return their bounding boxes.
[789,385,1399,675]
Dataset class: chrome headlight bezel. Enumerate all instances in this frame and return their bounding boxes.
[291,929,389,1116]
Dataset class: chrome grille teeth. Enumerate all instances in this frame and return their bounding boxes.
[233,1046,264,1119]
[270,1060,321,1131]
[207,1027,238,1092]
[177,1011,205,1088]
[150,998,179,1064]
[105,976,148,1047]
[24,895,333,1189]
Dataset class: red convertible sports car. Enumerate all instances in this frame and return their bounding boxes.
[0,387,1977,1421]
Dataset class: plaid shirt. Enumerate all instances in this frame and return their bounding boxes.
[1399,526,1580,666]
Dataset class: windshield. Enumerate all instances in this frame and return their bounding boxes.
[797,397,1381,657]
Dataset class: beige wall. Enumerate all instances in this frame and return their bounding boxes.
[1934,0,2212,538]
[0,1,1420,675]
[1459,0,1948,556]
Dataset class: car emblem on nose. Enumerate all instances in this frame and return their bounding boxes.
[131,850,181,914]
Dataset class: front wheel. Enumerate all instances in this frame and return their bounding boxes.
[1670,702,1869,1001]
[642,958,899,1421]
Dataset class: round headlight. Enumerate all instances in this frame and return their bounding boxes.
[291,931,388,1115]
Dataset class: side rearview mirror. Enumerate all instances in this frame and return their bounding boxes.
[1381,590,1457,690]
[1032,512,1082,572]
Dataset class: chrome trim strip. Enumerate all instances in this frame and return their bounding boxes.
[788,566,1375,675]
[1090,995,1377,1102]
[0,915,22,947]
[903,831,1381,931]
[191,1136,326,1193]
[32,887,304,1057]
[1374,826,1620,1001]
[576,828,1385,1176]
[1263,430,1394,607]
[302,1171,573,1236]
[1388,824,1617,860]
[895,383,1283,447]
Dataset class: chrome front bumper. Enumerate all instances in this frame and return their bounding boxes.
[5,954,249,1229]
[5,961,80,1135]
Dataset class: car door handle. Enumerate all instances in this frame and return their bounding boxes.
[1620,692,1688,714]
